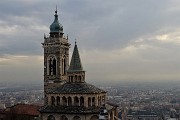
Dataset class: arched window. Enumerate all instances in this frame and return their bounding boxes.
[78,76,81,82]
[80,97,84,106]
[51,96,55,106]
[47,56,57,75]
[75,75,77,82]
[57,96,60,105]
[73,116,81,120]
[68,97,72,106]
[48,58,52,75]
[53,58,56,75]
[68,76,71,82]
[62,96,67,106]
[63,58,66,75]
[60,115,68,120]
[74,96,79,106]
[90,115,98,120]
[88,97,91,107]
[92,97,95,106]
[47,115,55,120]
[71,76,73,82]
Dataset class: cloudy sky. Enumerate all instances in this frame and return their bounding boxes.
[0,0,180,84]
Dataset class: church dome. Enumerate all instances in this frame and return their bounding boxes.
[47,82,106,94]
[49,10,63,33]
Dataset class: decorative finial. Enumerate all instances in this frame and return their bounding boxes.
[55,5,57,14]
[75,39,77,45]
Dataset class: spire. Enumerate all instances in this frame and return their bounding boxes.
[68,42,83,72]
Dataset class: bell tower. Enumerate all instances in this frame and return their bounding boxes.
[42,9,70,97]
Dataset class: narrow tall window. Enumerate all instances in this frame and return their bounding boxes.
[62,96,67,106]
[71,76,73,82]
[75,75,77,82]
[49,59,52,75]
[68,97,72,106]
[74,96,79,106]
[92,97,95,106]
[63,58,66,75]
[62,59,64,75]
[88,97,91,107]
[51,96,55,105]
[53,58,56,75]
[79,76,81,82]
[69,76,71,82]
[80,97,84,106]
[57,96,60,105]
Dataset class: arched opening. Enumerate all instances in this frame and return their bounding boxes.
[47,115,55,120]
[47,56,57,76]
[62,59,64,75]
[51,96,55,106]
[88,97,91,107]
[71,76,73,82]
[73,116,81,120]
[78,76,81,82]
[57,96,60,105]
[92,97,95,106]
[60,115,68,120]
[68,97,72,106]
[80,97,84,106]
[74,96,79,106]
[90,115,98,120]
[48,58,52,75]
[68,76,71,82]
[62,96,67,106]
[75,75,77,82]
[53,58,56,75]
[63,58,66,75]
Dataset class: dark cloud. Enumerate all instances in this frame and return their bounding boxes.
[1,0,180,53]
[0,0,180,82]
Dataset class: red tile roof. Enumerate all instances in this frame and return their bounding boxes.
[11,104,41,116]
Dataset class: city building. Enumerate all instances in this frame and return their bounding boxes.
[126,110,158,120]
[0,104,40,120]
[39,9,118,120]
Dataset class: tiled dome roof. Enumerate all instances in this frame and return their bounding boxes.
[48,82,106,94]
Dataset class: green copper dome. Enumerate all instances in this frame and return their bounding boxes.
[50,10,63,33]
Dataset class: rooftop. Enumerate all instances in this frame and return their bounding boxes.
[47,82,106,94]
[40,105,100,114]
[7,104,41,116]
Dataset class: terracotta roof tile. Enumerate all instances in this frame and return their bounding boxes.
[11,104,40,116]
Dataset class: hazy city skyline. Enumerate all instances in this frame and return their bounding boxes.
[0,0,180,84]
